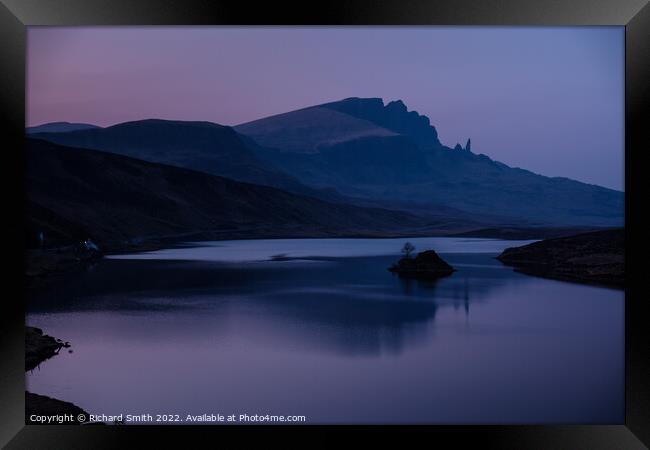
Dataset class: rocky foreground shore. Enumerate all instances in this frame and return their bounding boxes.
[25,326,90,424]
[25,326,69,371]
[25,392,90,424]
[497,229,624,289]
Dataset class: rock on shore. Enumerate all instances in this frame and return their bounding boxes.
[25,326,92,424]
[25,392,90,425]
[25,326,69,371]
[497,229,624,288]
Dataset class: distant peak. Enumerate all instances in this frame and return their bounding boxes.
[453,139,473,153]
[386,99,407,112]
[321,97,440,148]
[109,118,227,130]
[35,121,73,126]
[26,121,100,134]
[128,118,217,125]
[324,97,385,108]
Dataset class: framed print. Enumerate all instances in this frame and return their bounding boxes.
[0,0,648,448]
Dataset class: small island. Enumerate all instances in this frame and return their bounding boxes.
[389,243,456,280]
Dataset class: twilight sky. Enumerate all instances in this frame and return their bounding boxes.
[27,27,624,190]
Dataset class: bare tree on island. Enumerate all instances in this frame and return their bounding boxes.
[390,242,455,279]
[401,242,415,258]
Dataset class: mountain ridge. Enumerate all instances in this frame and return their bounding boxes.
[236,97,623,227]
[30,119,343,203]
[27,122,100,134]
[26,138,442,249]
[320,97,441,148]
[235,104,397,154]
[31,97,624,227]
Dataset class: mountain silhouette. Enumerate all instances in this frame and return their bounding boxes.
[236,97,623,227]
[31,119,337,202]
[32,98,624,227]
[27,122,100,134]
[26,138,433,249]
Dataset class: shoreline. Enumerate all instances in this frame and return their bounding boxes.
[26,228,622,289]
[24,231,514,283]
[25,326,69,371]
[23,231,623,424]
[25,326,91,425]
[25,227,601,286]
[497,229,624,289]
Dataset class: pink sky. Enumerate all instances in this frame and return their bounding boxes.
[27,26,624,190]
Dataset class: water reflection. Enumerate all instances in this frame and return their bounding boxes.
[26,240,624,424]
[29,253,525,357]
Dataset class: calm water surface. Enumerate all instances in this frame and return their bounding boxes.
[27,237,624,424]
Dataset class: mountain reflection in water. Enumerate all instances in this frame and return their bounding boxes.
[27,239,624,424]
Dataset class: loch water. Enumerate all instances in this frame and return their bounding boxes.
[27,238,624,424]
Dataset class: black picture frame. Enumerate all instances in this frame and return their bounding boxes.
[1,0,648,448]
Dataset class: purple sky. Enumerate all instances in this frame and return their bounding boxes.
[27,27,624,190]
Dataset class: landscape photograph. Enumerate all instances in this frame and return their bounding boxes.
[25,26,624,424]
